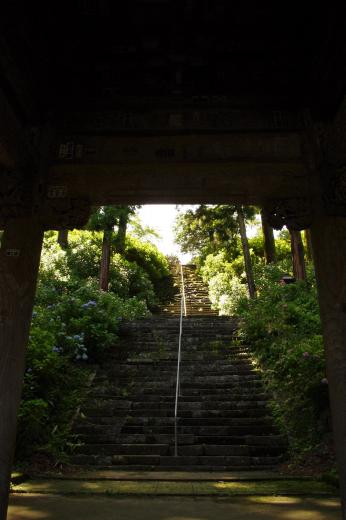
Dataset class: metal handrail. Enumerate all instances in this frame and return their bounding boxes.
[181,263,187,318]
[174,264,187,457]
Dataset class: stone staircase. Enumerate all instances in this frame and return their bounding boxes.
[71,266,286,471]
[161,264,218,316]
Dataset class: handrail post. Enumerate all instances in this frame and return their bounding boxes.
[174,264,186,457]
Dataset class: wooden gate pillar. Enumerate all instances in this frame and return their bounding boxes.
[310,216,346,517]
[0,217,43,519]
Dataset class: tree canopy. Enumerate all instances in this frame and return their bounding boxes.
[174,204,256,260]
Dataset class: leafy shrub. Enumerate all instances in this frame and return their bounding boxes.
[16,228,162,465]
[17,321,89,462]
[125,235,172,303]
[200,252,248,315]
[34,277,148,362]
[236,263,330,454]
[58,230,170,309]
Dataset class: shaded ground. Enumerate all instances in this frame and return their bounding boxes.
[11,477,337,496]
[8,495,342,520]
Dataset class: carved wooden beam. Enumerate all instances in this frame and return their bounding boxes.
[0,166,34,223]
[38,197,91,230]
[0,87,38,168]
[321,163,346,217]
[0,167,91,230]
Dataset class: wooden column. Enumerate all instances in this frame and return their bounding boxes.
[289,229,307,281]
[310,216,346,518]
[0,217,43,519]
[304,229,313,261]
[99,229,112,291]
[57,229,69,249]
[260,210,276,263]
[236,205,256,299]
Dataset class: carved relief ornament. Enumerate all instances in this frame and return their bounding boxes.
[39,197,91,230]
[322,163,346,217]
[0,166,33,225]
[0,167,90,229]
[263,198,312,231]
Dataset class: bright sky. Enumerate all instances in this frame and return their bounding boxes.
[136,205,261,263]
[137,205,195,262]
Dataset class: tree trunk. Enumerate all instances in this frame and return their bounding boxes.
[310,216,346,519]
[305,229,313,261]
[260,210,276,263]
[115,210,129,254]
[289,229,307,281]
[237,206,256,298]
[0,217,43,520]
[57,229,69,249]
[99,229,112,291]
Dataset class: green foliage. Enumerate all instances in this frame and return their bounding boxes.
[87,205,135,232]
[200,252,248,314]
[17,225,169,465]
[17,321,89,462]
[174,204,255,260]
[236,263,329,454]
[125,235,173,304]
[34,279,148,362]
[43,230,170,310]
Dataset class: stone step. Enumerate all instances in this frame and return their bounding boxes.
[195,435,286,446]
[123,417,274,426]
[83,398,269,409]
[102,360,253,368]
[94,374,260,385]
[70,453,281,467]
[121,425,278,436]
[87,393,271,402]
[131,401,269,411]
[76,443,170,456]
[76,433,196,445]
[86,388,268,399]
[106,367,256,376]
[81,409,270,420]
[75,443,283,458]
[80,411,274,425]
[77,433,286,451]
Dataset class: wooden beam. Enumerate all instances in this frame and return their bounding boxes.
[311,216,346,519]
[53,132,304,164]
[0,217,43,519]
[0,87,37,168]
[48,161,310,206]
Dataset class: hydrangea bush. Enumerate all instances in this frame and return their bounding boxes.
[16,229,165,464]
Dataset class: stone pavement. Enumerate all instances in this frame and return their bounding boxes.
[8,495,342,520]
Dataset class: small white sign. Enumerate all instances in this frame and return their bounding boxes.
[47,185,67,199]
[58,142,74,159]
[6,249,20,257]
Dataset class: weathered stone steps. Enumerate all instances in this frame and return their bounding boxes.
[74,443,283,457]
[72,265,285,471]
